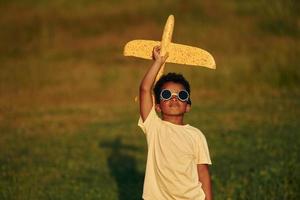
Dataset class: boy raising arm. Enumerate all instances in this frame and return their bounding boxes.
[139,46,168,121]
[139,46,213,200]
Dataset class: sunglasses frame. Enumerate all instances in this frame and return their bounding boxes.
[160,89,189,102]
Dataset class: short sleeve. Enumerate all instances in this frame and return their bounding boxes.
[195,131,212,165]
[138,106,161,134]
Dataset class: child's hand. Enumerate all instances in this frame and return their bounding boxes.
[152,46,169,65]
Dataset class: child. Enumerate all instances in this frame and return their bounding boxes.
[138,46,213,200]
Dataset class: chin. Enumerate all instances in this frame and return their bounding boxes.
[163,110,185,116]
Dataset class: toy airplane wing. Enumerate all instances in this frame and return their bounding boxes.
[124,39,216,69]
[124,40,160,60]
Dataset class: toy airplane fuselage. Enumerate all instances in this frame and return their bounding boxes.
[123,15,216,81]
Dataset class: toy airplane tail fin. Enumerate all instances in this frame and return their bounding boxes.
[124,40,216,69]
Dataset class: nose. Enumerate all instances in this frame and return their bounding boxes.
[171,95,178,101]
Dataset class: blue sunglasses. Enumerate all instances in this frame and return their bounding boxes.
[160,89,189,102]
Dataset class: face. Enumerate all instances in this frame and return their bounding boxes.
[156,82,190,116]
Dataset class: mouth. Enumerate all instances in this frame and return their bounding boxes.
[169,102,180,107]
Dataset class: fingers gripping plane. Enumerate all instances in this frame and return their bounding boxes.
[123,15,216,83]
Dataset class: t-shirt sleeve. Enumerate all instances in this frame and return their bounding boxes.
[138,106,160,134]
[195,131,212,165]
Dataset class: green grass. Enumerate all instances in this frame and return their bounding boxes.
[0,0,299,199]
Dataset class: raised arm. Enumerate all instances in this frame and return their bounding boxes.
[139,46,168,121]
[197,164,213,200]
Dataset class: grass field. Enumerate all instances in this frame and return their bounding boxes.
[0,0,299,199]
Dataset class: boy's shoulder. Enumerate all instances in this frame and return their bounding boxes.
[185,124,207,138]
[186,123,201,132]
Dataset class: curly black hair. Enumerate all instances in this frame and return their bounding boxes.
[153,72,191,105]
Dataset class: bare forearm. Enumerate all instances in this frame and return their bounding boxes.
[139,46,168,121]
[198,165,213,200]
[140,60,163,92]
[139,60,163,121]
[200,174,212,200]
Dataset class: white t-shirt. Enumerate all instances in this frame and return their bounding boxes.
[138,107,212,200]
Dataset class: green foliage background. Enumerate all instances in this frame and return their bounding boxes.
[0,0,299,199]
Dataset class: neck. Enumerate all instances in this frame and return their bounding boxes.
[162,115,185,125]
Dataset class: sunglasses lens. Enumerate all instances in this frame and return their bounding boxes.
[178,90,189,101]
[161,90,172,100]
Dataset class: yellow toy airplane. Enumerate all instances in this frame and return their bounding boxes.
[123,15,216,83]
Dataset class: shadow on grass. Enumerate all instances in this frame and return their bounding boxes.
[100,137,144,200]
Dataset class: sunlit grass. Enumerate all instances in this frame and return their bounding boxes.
[0,0,299,199]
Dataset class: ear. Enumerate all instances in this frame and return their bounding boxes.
[155,104,162,113]
[185,104,191,113]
